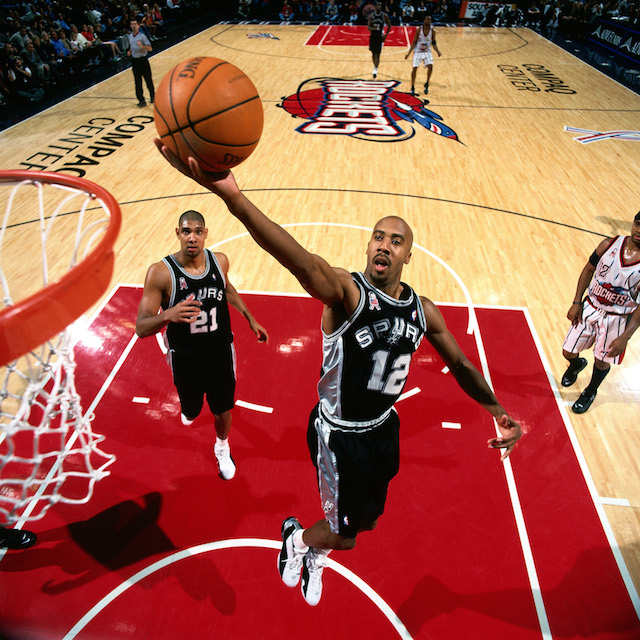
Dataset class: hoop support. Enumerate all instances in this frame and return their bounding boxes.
[0,171,122,366]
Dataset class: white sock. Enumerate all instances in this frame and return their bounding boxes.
[215,437,229,449]
[293,529,309,554]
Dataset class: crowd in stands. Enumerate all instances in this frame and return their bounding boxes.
[239,0,457,23]
[0,0,200,109]
[239,0,640,38]
[1,0,638,112]
[474,0,639,35]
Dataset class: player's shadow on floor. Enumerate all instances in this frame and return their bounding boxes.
[397,546,640,637]
[3,469,298,609]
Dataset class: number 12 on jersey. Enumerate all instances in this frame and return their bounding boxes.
[367,350,411,395]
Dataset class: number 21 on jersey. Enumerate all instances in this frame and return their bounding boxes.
[190,308,218,333]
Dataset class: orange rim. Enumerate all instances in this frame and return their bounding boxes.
[0,171,121,366]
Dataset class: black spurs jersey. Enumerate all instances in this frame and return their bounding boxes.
[317,272,427,427]
[163,249,233,354]
[369,11,386,33]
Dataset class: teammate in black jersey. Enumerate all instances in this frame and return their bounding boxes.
[136,211,268,480]
[153,140,523,606]
[367,2,391,78]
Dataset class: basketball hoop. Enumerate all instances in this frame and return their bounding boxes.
[0,171,121,524]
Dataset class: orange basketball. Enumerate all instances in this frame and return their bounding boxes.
[153,57,263,172]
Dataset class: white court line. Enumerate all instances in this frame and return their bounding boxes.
[62,539,413,640]
[397,386,421,401]
[598,497,632,507]
[403,25,412,48]
[522,306,640,619]
[236,399,274,413]
[317,23,333,50]
[303,24,321,46]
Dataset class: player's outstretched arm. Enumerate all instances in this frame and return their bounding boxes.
[421,296,522,459]
[226,279,269,343]
[154,140,347,307]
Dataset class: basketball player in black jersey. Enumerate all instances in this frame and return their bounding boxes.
[368,3,391,79]
[136,210,268,480]
[153,140,523,606]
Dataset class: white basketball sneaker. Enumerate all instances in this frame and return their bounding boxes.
[301,548,329,606]
[213,442,236,480]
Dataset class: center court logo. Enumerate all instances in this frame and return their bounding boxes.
[279,77,461,143]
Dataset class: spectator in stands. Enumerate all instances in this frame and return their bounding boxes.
[9,26,29,52]
[526,1,542,26]
[51,29,82,73]
[325,0,340,22]
[401,2,416,23]
[6,55,45,102]
[384,1,401,23]
[280,0,295,20]
[309,1,323,20]
[415,0,429,22]
[0,65,9,107]
[84,3,102,27]
[101,17,129,54]
[54,12,71,33]
[149,5,166,37]
[20,38,51,84]
[238,0,253,18]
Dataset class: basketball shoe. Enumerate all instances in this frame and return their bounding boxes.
[572,388,597,414]
[561,357,587,387]
[0,527,37,550]
[278,517,306,587]
[301,548,329,606]
[213,442,236,480]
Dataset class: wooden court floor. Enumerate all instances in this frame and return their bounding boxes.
[1,21,640,633]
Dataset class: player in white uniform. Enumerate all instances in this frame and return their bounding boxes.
[562,212,640,413]
[405,15,441,96]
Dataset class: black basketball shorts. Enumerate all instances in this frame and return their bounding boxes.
[307,404,400,539]
[369,32,383,54]
[170,343,236,418]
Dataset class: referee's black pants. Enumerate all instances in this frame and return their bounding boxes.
[131,56,154,103]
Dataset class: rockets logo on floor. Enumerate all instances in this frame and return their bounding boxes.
[279,78,461,143]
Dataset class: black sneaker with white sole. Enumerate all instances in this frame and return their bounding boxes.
[278,517,305,587]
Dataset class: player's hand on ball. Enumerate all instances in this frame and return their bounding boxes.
[154,138,243,207]
[487,414,522,460]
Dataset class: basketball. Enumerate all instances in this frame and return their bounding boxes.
[153,56,263,172]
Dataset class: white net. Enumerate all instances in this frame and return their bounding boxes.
[0,174,118,525]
